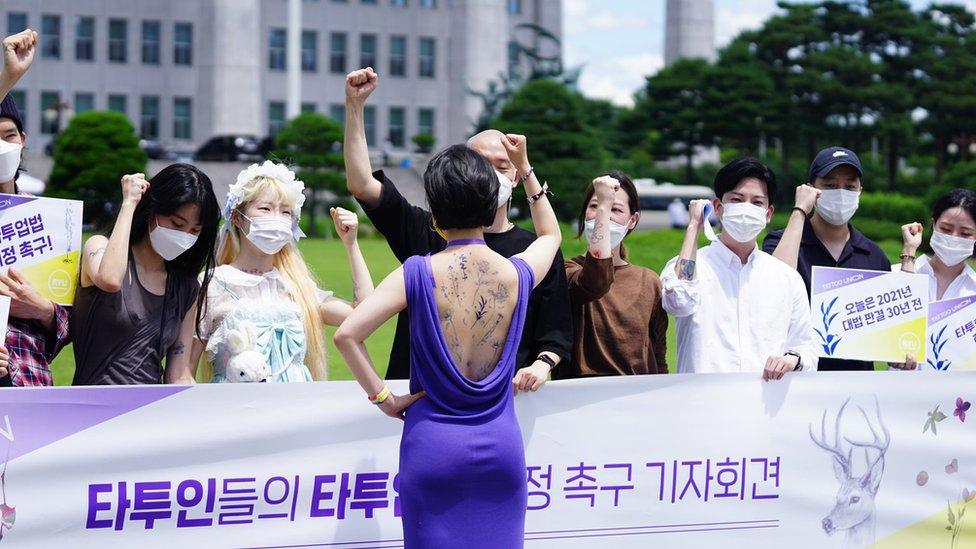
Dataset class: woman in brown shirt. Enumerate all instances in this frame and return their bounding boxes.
[555,172,668,378]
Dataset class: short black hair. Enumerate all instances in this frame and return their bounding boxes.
[714,157,778,203]
[932,188,976,226]
[424,144,498,229]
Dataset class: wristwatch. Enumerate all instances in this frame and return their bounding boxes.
[785,351,803,371]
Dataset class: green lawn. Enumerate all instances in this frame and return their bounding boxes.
[49,227,905,385]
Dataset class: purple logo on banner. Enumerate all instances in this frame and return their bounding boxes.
[811,267,889,297]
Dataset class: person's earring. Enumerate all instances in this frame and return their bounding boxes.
[430,218,448,241]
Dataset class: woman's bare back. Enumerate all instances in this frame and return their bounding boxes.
[430,246,519,382]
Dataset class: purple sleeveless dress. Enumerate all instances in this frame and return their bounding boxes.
[399,254,533,548]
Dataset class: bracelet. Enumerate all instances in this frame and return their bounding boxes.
[368,386,392,405]
[517,167,535,185]
[900,253,916,261]
[536,354,557,371]
[527,182,553,205]
[792,206,810,217]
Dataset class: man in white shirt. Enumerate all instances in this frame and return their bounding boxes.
[661,157,818,379]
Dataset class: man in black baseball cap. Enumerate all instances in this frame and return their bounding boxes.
[763,146,904,372]
[0,28,73,388]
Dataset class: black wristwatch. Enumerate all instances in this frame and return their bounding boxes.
[785,351,803,371]
[537,354,557,371]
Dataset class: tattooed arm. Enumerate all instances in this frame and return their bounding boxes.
[587,176,617,259]
[164,301,204,384]
[81,173,150,291]
[675,199,711,281]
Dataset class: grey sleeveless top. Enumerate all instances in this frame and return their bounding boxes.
[71,255,199,385]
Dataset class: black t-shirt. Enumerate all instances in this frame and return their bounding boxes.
[763,216,892,371]
[359,170,573,380]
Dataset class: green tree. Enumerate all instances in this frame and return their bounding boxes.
[492,79,607,218]
[630,58,714,184]
[47,111,147,227]
[271,112,344,237]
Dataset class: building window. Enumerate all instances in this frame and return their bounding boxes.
[363,105,376,146]
[140,96,160,139]
[40,91,60,135]
[329,104,345,127]
[268,102,286,135]
[392,0,408,6]
[418,108,434,136]
[301,30,317,72]
[7,13,27,36]
[174,23,193,66]
[41,15,61,60]
[360,34,377,69]
[141,20,160,65]
[507,0,522,14]
[388,107,405,147]
[301,102,316,114]
[419,37,435,78]
[389,36,406,77]
[174,97,192,139]
[74,92,94,114]
[421,0,436,8]
[8,91,26,132]
[109,19,128,63]
[330,32,347,74]
[269,28,286,70]
[108,94,127,115]
[75,17,95,61]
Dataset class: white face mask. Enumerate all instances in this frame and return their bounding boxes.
[243,214,294,255]
[816,189,860,226]
[149,217,198,261]
[720,202,768,243]
[583,218,629,249]
[0,140,23,182]
[930,231,975,267]
[496,170,514,208]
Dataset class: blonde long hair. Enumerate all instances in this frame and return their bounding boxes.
[202,175,328,381]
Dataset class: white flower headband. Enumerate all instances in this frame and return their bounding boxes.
[222,160,307,240]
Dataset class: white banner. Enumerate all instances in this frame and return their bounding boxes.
[1,373,975,547]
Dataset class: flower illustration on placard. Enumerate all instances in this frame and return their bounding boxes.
[814,296,843,356]
[927,326,953,371]
[924,405,948,435]
[955,398,971,423]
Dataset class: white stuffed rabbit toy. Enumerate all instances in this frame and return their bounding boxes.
[224,321,271,383]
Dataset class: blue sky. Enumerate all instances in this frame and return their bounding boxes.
[564,0,969,106]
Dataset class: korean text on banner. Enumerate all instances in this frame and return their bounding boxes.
[0,193,83,304]
[811,266,929,363]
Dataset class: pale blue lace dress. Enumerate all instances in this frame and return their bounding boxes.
[199,265,332,382]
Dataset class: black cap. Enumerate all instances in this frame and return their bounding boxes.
[808,146,862,182]
[0,95,24,134]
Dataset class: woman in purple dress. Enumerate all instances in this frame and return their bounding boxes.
[335,130,561,548]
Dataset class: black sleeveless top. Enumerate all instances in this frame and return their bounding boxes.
[71,256,199,385]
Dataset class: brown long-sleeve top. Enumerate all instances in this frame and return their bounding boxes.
[555,253,669,378]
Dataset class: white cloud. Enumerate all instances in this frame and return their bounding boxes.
[565,0,652,34]
[715,0,777,46]
[576,53,664,106]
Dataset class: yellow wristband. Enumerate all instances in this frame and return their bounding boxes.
[369,386,392,405]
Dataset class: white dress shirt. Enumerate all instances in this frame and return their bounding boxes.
[661,240,818,374]
[914,255,976,302]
